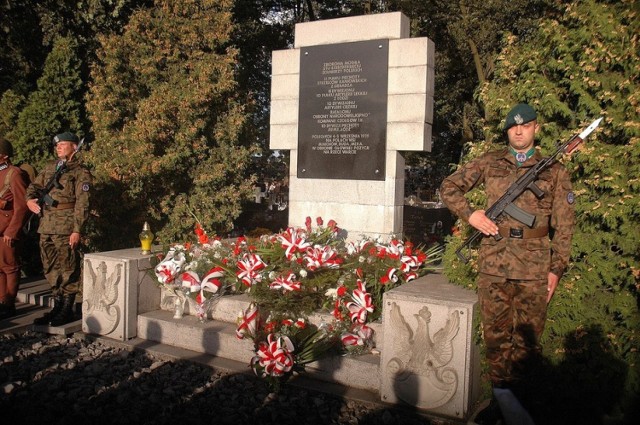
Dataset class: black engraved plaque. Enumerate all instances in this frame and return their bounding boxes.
[297,39,388,180]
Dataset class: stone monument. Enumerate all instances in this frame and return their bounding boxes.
[270,12,434,240]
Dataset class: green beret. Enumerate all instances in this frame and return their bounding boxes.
[0,137,13,157]
[53,131,79,144]
[504,103,537,131]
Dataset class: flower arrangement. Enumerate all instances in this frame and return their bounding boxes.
[153,216,443,388]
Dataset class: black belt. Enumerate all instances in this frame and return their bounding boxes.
[46,202,75,211]
[498,226,549,239]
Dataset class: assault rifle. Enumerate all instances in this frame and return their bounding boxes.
[455,118,602,263]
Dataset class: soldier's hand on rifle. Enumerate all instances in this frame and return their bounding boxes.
[469,210,499,236]
[27,199,41,214]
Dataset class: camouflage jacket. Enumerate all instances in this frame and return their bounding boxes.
[440,148,575,280]
[26,157,92,235]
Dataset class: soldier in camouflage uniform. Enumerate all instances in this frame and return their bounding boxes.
[27,132,91,326]
[440,104,575,424]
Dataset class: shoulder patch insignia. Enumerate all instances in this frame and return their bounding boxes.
[567,191,575,204]
[82,183,90,192]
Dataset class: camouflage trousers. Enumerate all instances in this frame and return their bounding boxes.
[39,234,82,298]
[477,273,548,386]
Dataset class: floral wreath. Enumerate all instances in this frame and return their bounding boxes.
[153,216,442,389]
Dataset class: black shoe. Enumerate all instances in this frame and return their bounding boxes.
[473,398,504,425]
[0,302,16,320]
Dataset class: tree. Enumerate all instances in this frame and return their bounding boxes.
[86,0,255,249]
[11,36,84,169]
[0,0,45,94]
[443,0,640,416]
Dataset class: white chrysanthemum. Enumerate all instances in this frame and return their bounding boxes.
[299,269,308,278]
[325,288,338,299]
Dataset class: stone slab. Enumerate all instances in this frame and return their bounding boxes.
[32,319,82,336]
[380,274,480,421]
[294,11,409,48]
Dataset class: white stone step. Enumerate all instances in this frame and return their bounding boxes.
[137,308,381,392]
[16,278,54,307]
[171,292,385,347]
[15,276,83,334]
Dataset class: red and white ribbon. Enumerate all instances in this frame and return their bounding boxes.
[277,227,311,260]
[303,245,342,271]
[269,272,301,292]
[400,254,419,273]
[201,266,224,292]
[251,334,295,377]
[341,324,374,347]
[236,303,259,339]
[346,280,374,324]
[154,249,186,284]
[379,267,399,285]
[180,271,201,292]
[236,253,266,287]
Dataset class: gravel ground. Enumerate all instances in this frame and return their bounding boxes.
[0,331,442,425]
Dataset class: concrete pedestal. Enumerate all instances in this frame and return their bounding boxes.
[380,274,480,420]
[82,248,160,340]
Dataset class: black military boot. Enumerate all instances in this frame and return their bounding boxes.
[33,294,64,325]
[49,294,76,326]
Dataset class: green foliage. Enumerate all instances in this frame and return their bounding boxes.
[443,0,640,413]
[86,0,255,250]
[0,90,26,138]
[10,36,85,170]
[0,0,46,93]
